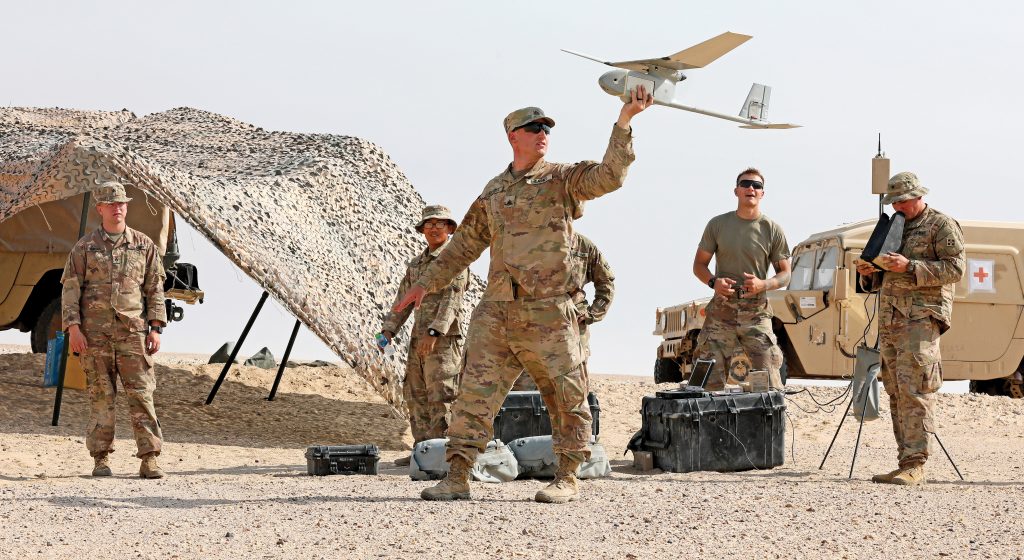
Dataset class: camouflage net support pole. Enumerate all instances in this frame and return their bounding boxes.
[205,290,268,405]
[267,319,301,401]
[52,190,92,426]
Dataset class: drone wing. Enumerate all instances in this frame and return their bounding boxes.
[607,31,753,72]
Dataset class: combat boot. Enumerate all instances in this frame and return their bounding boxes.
[139,453,165,479]
[92,453,112,477]
[535,456,582,504]
[421,456,471,501]
[891,464,926,486]
[871,467,904,484]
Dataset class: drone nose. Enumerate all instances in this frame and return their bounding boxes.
[598,70,627,97]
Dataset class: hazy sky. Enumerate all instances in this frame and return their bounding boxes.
[3,1,1022,376]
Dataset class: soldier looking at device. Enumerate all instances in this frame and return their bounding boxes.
[856,172,965,486]
[394,86,652,504]
[692,168,791,390]
[60,181,168,479]
[380,205,469,467]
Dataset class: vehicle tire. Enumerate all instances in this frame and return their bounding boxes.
[30,298,62,353]
[653,357,683,384]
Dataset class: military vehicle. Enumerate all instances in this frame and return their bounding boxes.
[653,219,1024,398]
[0,187,203,352]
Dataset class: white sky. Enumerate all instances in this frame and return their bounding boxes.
[3,1,1022,376]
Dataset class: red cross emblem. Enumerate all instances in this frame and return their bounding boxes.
[974,267,989,283]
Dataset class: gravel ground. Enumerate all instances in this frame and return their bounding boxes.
[2,347,1022,559]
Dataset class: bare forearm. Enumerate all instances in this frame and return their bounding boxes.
[765,270,790,291]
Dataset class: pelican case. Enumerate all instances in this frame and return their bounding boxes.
[305,444,380,476]
[632,390,785,472]
[492,391,601,444]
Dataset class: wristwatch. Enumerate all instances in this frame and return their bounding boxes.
[906,260,917,274]
[707,276,716,289]
[427,328,441,337]
[149,325,163,334]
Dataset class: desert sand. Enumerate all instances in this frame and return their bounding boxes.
[1,343,1022,559]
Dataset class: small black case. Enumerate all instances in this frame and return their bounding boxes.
[305,444,380,476]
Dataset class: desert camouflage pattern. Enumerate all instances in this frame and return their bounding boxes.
[450,297,591,465]
[60,227,167,332]
[382,238,469,441]
[696,295,784,390]
[512,233,615,390]
[61,226,166,458]
[415,124,635,465]
[568,233,615,356]
[0,107,485,415]
[402,335,463,441]
[81,326,163,457]
[861,206,965,467]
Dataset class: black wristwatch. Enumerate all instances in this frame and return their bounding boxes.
[149,325,163,334]
[427,328,441,337]
[707,276,716,289]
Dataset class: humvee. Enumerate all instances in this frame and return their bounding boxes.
[0,186,203,352]
[653,219,1024,398]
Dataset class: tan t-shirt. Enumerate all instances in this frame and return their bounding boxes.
[699,211,790,282]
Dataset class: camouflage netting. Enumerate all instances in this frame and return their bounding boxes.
[0,107,484,414]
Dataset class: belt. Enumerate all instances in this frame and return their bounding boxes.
[511,283,568,302]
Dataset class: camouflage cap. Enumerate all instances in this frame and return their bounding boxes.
[93,181,133,204]
[415,204,458,232]
[881,171,930,205]
[503,107,556,134]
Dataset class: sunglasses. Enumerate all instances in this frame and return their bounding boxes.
[737,179,764,190]
[515,122,551,135]
[422,220,450,230]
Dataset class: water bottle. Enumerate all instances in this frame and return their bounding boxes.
[375,333,395,357]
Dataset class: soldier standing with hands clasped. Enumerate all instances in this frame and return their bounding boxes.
[60,181,168,478]
[857,172,965,486]
[380,205,469,466]
[692,168,791,390]
[395,86,652,504]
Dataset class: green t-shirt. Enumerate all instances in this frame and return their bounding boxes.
[698,211,790,282]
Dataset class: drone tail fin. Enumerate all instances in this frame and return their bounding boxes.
[739,83,772,121]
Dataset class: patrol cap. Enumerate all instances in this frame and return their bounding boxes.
[881,171,930,205]
[503,107,556,134]
[415,204,458,233]
[93,181,133,204]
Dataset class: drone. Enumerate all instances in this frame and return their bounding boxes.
[563,32,800,129]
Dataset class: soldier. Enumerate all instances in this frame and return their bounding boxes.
[395,87,652,503]
[856,172,964,486]
[381,205,469,466]
[512,232,615,391]
[60,181,168,478]
[692,168,791,390]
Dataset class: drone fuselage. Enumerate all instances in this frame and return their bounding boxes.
[598,69,683,104]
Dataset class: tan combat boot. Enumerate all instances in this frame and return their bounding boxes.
[421,456,471,501]
[139,452,165,479]
[871,467,904,484]
[891,464,926,486]
[535,456,582,504]
[92,453,113,477]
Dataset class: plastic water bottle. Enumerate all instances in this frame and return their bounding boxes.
[375,333,396,357]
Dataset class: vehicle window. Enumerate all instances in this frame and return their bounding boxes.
[789,249,816,290]
[811,247,839,290]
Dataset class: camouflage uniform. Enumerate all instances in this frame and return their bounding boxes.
[61,196,167,459]
[512,233,615,390]
[860,174,964,470]
[416,120,635,467]
[383,233,469,442]
[695,212,789,390]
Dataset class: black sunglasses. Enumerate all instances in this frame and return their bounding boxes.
[515,122,551,135]
[737,179,764,190]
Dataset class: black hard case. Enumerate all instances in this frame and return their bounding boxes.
[637,391,785,472]
[493,391,600,444]
[305,444,380,476]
